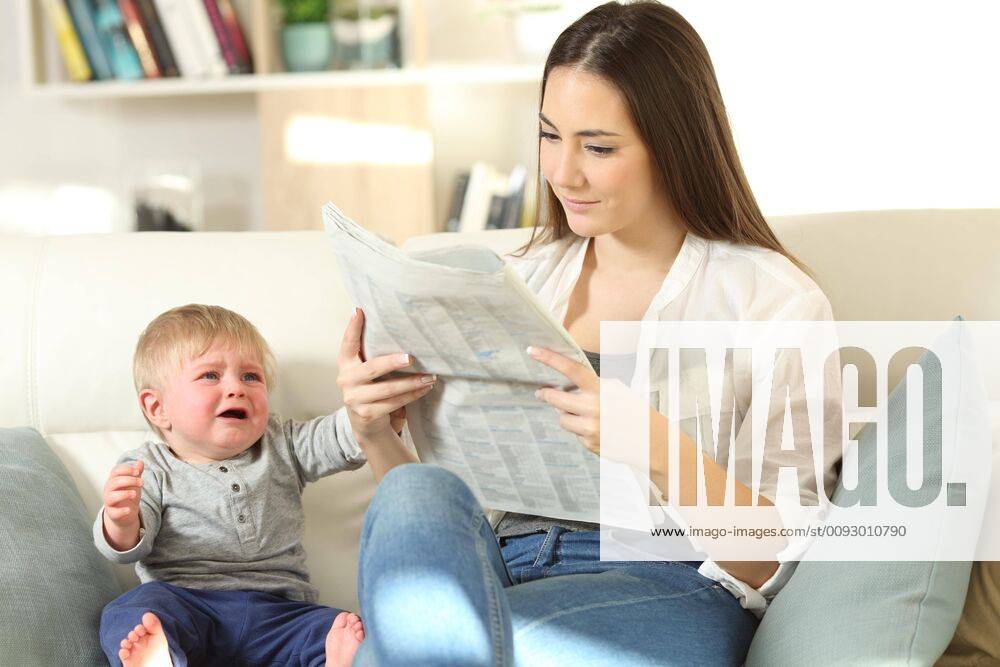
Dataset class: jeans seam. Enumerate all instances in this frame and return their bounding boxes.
[533,529,555,568]
[513,585,719,640]
[473,513,508,667]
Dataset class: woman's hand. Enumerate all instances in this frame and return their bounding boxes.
[528,346,600,455]
[337,308,436,444]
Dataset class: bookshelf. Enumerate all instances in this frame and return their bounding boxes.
[16,0,552,241]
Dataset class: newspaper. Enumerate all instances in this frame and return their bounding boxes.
[323,201,602,522]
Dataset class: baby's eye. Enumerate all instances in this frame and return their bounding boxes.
[201,371,219,380]
[242,372,262,382]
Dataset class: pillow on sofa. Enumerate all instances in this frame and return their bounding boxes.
[0,427,121,665]
[747,319,986,665]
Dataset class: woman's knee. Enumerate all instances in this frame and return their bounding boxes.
[367,463,481,526]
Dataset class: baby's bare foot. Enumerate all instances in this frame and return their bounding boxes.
[325,611,365,667]
[118,612,174,667]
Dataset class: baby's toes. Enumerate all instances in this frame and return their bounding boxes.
[331,611,351,629]
[119,647,131,662]
[121,638,133,650]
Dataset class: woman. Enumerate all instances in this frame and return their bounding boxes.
[337,2,839,664]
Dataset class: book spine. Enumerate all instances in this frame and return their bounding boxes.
[117,0,161,78]
[93,0,144,79]
[64,0,113,79]
[214,0,253,73]
[135,0,179,76]
[182,0,228,76]
[201,0,240,74]
[43,0,92,81]
[152,0,207,77]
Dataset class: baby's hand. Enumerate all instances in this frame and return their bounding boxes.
[102,460,144,550]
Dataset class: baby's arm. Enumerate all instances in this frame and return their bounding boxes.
[93,456,161,563]
[102,460,144,550]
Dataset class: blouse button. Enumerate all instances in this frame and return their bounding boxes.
[219,466,228,473]
[237,514,246,523]
[231,483,240,493]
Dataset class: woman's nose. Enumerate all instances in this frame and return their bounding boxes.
[552,147,585,189]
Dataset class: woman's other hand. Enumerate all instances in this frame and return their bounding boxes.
[528,346,600,455]
[337,308,436,444]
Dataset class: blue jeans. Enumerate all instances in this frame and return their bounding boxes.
[99,581,343,666]
[355,464,758,666]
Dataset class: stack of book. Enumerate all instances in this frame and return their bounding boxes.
[43,0,253,82]
[445,163,536,233]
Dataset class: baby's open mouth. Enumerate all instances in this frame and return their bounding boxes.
[218,409,248,420]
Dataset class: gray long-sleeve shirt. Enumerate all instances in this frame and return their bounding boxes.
[93,409,365,603]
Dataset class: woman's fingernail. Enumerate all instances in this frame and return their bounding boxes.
[352,307,360,319]
[398,353,411,364]
[526,346,538,357]
[534,389,542,399]
[421,374,436,383]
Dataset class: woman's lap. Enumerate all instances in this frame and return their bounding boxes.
[358,464,758,666]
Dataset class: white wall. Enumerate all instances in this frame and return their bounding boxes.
[0,2,262,233]
[671,0,1000,214]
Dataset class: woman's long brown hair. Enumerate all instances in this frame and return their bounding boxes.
[514,1,808,274]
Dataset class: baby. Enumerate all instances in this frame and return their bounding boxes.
[94,304,367,666]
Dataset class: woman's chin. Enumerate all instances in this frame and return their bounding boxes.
[564,212,605,237]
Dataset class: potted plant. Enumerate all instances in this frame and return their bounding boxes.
[482,0,566,62]
[279,0,333,72]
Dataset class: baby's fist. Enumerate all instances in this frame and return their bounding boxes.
[103,460,144,527]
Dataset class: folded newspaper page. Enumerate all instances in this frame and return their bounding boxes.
[323,201,603,522]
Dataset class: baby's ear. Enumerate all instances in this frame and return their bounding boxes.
[139,389,170,430]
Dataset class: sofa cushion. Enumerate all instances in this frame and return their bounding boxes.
[746,320,984,665]
[0,427,121,665]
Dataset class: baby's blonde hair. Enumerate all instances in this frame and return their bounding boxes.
[134,304,277,438]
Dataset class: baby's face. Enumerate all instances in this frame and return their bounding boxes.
[156,339,270,463]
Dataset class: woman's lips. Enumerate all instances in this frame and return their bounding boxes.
[562,197,599,213]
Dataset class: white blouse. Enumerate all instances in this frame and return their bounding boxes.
[502,230,842,617]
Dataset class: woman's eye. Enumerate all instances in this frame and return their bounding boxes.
[539,130,559,142]
[587,145,614,156]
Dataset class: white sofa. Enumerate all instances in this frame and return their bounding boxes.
[2,208,998,619]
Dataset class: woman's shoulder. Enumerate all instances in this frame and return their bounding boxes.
[701,238,832,319]
[503,233,581,278]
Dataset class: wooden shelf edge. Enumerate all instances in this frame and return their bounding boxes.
[25,65,544,99]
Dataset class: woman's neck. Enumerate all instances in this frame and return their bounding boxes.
[590,215,687,277]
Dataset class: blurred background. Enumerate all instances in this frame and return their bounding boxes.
[2,0,998,243]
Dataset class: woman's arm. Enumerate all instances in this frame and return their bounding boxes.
[647,408,781,589]
[337,308,431,483]
[356,430,419,484]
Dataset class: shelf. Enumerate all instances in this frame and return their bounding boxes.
[25,64,544,99]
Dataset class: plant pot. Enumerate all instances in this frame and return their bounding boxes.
[281,23,333,72]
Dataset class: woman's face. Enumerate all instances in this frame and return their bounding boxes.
[539,66,669,239]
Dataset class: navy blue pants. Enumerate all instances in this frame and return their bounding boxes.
[99,581,345,666]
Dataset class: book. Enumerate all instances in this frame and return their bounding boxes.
[458,162,510,233]
[182,0,229,76]
[214,0,253,73]
[65,0,114,79]
[202,0,250,74]
[42,0,92,82]
[500,165,527,229]
[135,0,179,76]
[117,0,161,77]
[92,0,144,79]
[152,0,210,77]
[445,171,470,233]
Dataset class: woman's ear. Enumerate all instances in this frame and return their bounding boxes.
[139,389,170,431]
